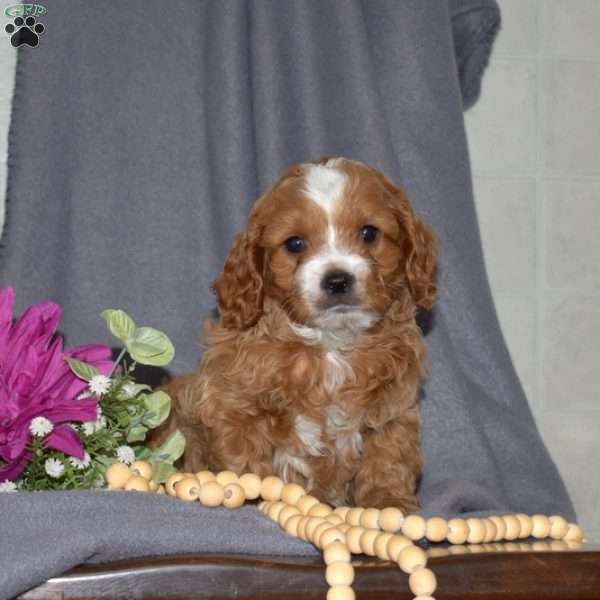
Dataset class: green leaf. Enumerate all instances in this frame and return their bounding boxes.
[151,461,177,484]
[154,430,185,463]
[134,446,152,459]
[126,424,148,443]
[65,357,100,382]
[101,309,136,345]
[142,391,171,428]
[126,327,175,367]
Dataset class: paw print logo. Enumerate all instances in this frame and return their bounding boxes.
[5,16,45,48]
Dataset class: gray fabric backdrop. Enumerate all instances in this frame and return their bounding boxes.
[0,1,575,598]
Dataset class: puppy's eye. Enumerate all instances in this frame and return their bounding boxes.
[360,225,379,244]
[284,236,305,254]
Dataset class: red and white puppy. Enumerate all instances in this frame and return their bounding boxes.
[153,157,437,511]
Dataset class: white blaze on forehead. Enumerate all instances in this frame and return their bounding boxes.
[302,164,348,217]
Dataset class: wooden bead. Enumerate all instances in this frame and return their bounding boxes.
[333,506,351,520]
[345,526,366,554]
[564,523,584,542]
[402,515,426,541]
[425,517,448,543]
[215,470,238,486]
[260,476,284,501]
[386,535,413,561]
[297,516,312,541]
[266,501,286,521]
[195,471,216,485]
[408,567,437,596]
[305,517,326,540]
[502,515,521,541]
[106,463,132,490]
[378,507,404,532]
[345,507,364,526]
[327,514,345,526]
[447,518,469,545]
[326,585,355,600]
[238,473,262,500]
[483,518,497,543]
[373,532,394,561]
[280,483,306,506]
[532,541,549,552]
[359,508,381,529]
[130,460,153,481]
[175,477,201,501]
[278,505,301,527]
[308,503,333,518]
[397,545,427,574]
[515,514,533,538]
[198,481,224,507]
[549,515,569,540]
[489,516,506,541]
[466,518,486,544]
[124,475,150,492]
[284,514,303,537]
[338,523,351,534]
[427,547,450,559]
[311,522,335,546]
[223,483,246,508]
[359,528,380,556]
[325,561,355,586]
[531,515,551,539]
[324,541,352,564]
[320,527,346,549]
[297,495,320,515]
[165,473,186,496]
[156,485,166,495]
[148,480,159,492]
[413,597,436,600]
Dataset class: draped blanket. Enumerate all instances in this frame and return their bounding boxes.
[0,1,573,598]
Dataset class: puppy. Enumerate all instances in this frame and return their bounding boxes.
[152,157,437,512]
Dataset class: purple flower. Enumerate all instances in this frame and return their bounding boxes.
[0,288,112,481]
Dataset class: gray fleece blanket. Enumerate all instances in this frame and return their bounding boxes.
[0,1,575,598]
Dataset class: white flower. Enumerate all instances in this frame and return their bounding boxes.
[121,382,137,399]
[89,375,111,396]
[44,458,65,479]
[69,452,91,470]
[0,480,17,493]
[82,415,106,436]
[76,390,92,400]
[116,445,135,465]
[29,416,54,437]
[93,476,106,488]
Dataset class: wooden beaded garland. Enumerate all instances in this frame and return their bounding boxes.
[223,483,246,509]
[260,475,284,501]
[379,507,404,532]
[281,483,306,505]
[238,473,262,500]
[297,494,321,515]
[359,508,381,529]
[408,567,437,596]
[325,561,355,586]
[107,467,584,600]
[198,481,224,507]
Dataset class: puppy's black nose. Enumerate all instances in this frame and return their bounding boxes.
[321,270,355,295]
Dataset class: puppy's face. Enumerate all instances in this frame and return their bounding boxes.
[213,158,437,334]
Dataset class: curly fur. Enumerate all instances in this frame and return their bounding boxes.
[150,157,437,512]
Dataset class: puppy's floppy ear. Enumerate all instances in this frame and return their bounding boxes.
[387,182,438,310]
[212,225,265,329]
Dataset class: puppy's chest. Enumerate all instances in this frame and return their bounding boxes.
[295,350,362,457]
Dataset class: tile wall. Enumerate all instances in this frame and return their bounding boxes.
[466,0,600,538]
